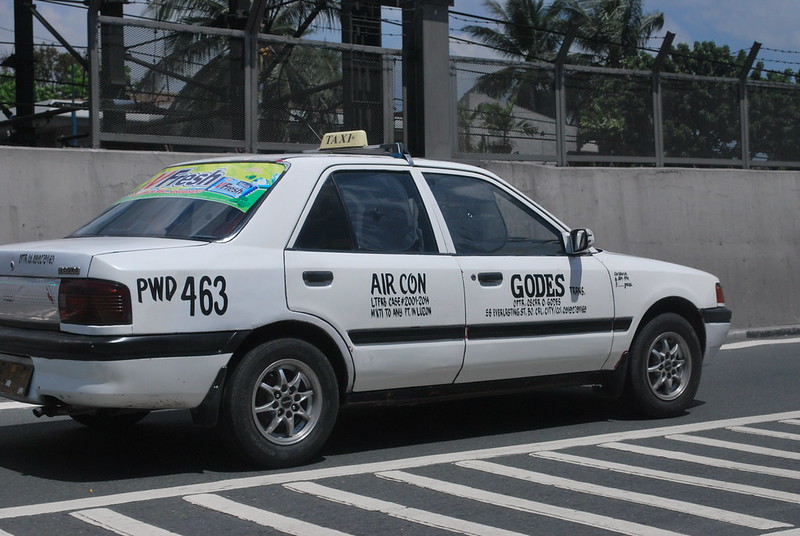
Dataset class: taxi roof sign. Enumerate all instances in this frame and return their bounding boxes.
[319,130,368,150]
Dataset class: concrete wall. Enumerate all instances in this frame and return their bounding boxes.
[1,146,798,330]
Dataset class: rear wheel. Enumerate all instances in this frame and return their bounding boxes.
[219,338,339,468]
[625,313,702,418]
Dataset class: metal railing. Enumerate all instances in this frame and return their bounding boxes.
[90,15,401,153]
[91,16,800,168]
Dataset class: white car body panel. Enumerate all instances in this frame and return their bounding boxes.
[0,152,731,412]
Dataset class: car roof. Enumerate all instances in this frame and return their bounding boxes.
[166,151,491,175]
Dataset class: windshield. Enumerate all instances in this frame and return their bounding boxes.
[72,162,287,240]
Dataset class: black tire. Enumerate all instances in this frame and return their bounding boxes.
[625,313,702,418]
[71,409,150,430]
[219,338,339,468]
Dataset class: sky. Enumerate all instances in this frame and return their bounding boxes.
[1,0,799,73]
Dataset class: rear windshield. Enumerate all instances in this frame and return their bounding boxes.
[71,162,287,240]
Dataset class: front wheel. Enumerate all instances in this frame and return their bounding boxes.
[219,338,339,468]
[624,313,702,418]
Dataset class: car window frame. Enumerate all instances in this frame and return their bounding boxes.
[416,168,569,257]
[289,165,446,255]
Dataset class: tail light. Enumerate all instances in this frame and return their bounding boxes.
[715,283,726,306]
[59,279,132,325]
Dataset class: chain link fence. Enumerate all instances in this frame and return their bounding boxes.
[93,16,401,152]
[454,57,800,167]
[93,16,800,167]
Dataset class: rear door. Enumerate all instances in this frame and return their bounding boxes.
[284,167,466,392]
[421,171,616,384]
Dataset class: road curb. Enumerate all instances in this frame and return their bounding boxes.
[727,324,800,342]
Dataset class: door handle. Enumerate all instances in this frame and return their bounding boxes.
[302,271,334,287]
[477,272,503,286]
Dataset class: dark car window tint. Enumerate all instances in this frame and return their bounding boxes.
[295,179,356,251]
[425,173,564,256]
[295,171,437,254]
[72,197,247,241]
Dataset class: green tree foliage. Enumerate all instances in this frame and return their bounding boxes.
[557,0,663,156]
[462,0,663,155]
[0,47,88,109]
[558,0,663,67]
[466,0,800,163]
[476,100,538,153]
[139,0,341,143]
[657,42,745,159]
[747,63,800,162]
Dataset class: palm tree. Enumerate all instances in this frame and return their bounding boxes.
[464,0,563,63]
[136,0,342,143]
[557,0,664,67]
[463,0,563,110]
[459,0,562,154]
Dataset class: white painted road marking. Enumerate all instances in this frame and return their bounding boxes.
[185,494,352,536]
[457,459,789,530]
[2,410,800,520]
[601,441,800,480]
[667,433,800,460]
[536,450,800,505]
[377,470,689,536]
[286,481,527,536]
[70,508,183,536]
[728,425,800,441]
[721,336,800,350]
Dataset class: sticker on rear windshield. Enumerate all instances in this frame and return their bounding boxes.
[119,162,287,212]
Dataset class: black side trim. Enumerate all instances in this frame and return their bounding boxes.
[345,370,608,405]
[701,306,732,324]
[348,317,633,345]
[0,325,250,361]
[469,317,632,340]
[349,325,464,345]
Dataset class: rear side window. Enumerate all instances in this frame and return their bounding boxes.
[295,171,437,253]
[425,173,564,256]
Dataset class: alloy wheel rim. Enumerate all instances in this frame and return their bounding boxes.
[646,332,691,401]
[250,358,322,445]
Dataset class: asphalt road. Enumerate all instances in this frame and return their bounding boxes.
[0,337,799,535]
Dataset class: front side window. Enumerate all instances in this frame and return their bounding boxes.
[425,173,564,256]
[295,170,437,253]
[72,162,286,241]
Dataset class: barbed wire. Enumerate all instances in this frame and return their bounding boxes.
[2,0,799,89]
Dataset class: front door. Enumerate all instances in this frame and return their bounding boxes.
[421,171,615,384]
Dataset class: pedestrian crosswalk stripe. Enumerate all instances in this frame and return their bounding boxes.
[184,494,352,536]
[667,434,800,460]
[536,450,800,504]
[457,459,789,531]
[377,470,688,536]
[70,508,183,536]
[601,442,800,480]
[286,481,528,536]
[727,425,800,441]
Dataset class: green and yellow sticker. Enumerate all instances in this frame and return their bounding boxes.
[119,162,287,212]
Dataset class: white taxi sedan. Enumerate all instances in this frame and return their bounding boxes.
[0,131,731,467]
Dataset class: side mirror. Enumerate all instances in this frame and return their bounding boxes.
[565,228,595,255]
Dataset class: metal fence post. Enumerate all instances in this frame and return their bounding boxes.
[554,25,576,167]
[652,33,673,167]
[87,1,101,148]
[740,42,761,169]
[244,2,268,153]
[382,55,395,144]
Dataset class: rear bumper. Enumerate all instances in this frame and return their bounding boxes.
[0,325,248,409]
[701,306,732,365]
